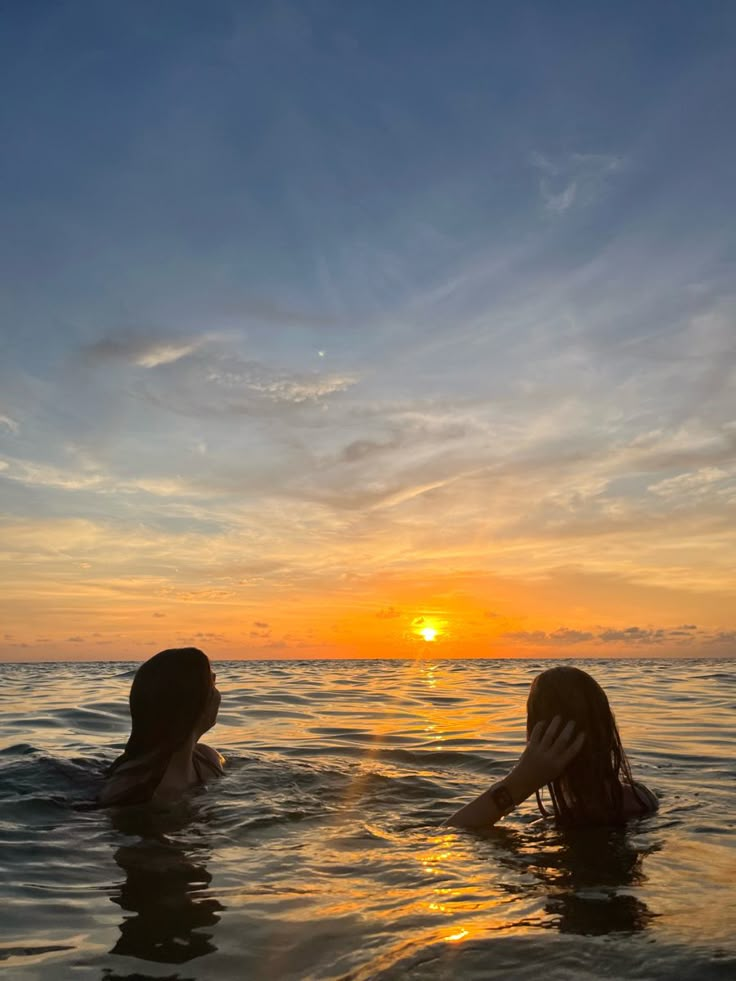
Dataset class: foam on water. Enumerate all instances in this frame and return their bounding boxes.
[0,657,734,980]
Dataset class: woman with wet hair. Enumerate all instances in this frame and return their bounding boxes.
[99,648,223,806]
[447,666,657,830]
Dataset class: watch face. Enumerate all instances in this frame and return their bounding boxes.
[491,785,514,812]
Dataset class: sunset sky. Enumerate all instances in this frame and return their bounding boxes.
[1,2,735,660]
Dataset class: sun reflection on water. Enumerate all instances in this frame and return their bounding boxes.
[3,659,733,979]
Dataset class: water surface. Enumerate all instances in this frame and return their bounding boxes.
[0,658,734,979]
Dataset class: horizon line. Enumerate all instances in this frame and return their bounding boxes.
[2,653,734,665]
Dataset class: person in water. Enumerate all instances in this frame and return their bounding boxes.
[99,647,223,806]
[447,666,658,829]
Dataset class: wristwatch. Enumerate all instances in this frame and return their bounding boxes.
[490,783,515,814]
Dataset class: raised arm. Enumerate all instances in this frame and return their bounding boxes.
[445,716,585,830]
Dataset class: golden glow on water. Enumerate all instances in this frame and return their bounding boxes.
[2,659,735,979]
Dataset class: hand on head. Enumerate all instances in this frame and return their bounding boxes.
[516,715,586,790]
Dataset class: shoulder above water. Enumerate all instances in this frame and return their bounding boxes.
[624,781,658,818]
[195,743,225,775]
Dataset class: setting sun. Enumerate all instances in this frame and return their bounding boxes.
[412,614,447,645]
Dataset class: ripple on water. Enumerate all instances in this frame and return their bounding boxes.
[0,657,734,980]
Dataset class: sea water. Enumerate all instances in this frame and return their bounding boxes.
[0,658,734,980]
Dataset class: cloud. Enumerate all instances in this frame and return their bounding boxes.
[503,628,593,645]
[648,467,730,499]
[598,626,666,644]
[339,437,398,463]
[506,630,547,643]
[136,343,201,368]
[0,456,106,491]
[708,631,736,645]
[243,372,356,404]
[504,624,707,647]
[123,343,358,419]
[545,181,577,214]
[531,151,625,213]
[375,606,401,619]
[0,454,202,497]
[0,414,19,433]
[84,331,202,368]
[251,620,272,638]
[549,628,595,643]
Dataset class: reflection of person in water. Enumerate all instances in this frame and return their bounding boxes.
[447,666,658,829]
[493,823,659,935]
[109,832,224,964]
[100,647,223,806]
[542,830,658,935]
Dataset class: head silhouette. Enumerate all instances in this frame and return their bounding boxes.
[527,666,635,825]
[126,648,217,757]
[104,647,219,805]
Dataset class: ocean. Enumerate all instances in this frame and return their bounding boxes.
[0,657,734,980]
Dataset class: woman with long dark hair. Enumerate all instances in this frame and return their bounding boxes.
[99,648,223,806]
[447,666,657,829]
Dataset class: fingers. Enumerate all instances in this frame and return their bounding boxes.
[556,719,576,747]
[561,729,586,765]
[532,717,585,761]
[540,715,561,748]
[528,720,546,744]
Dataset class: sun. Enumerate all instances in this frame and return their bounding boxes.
[412,614,446,644]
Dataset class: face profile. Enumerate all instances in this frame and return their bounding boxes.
[196,672,221,737]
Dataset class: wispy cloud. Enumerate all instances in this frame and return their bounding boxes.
[84,331,203,368]
[89,339,362,417]
[531,151,625,213]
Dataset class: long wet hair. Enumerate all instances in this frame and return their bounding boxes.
[527,666,641,826]
[102,648,214,806]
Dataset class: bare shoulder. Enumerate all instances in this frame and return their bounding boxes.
[196,743,225,772]
[624,781,658,818]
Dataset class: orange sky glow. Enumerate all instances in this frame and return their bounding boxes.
[2,545,734,660]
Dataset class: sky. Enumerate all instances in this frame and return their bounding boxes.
[1,1,735,661]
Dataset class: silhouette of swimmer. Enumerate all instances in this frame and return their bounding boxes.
[100,648,223,807]
[448,666,658,829]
